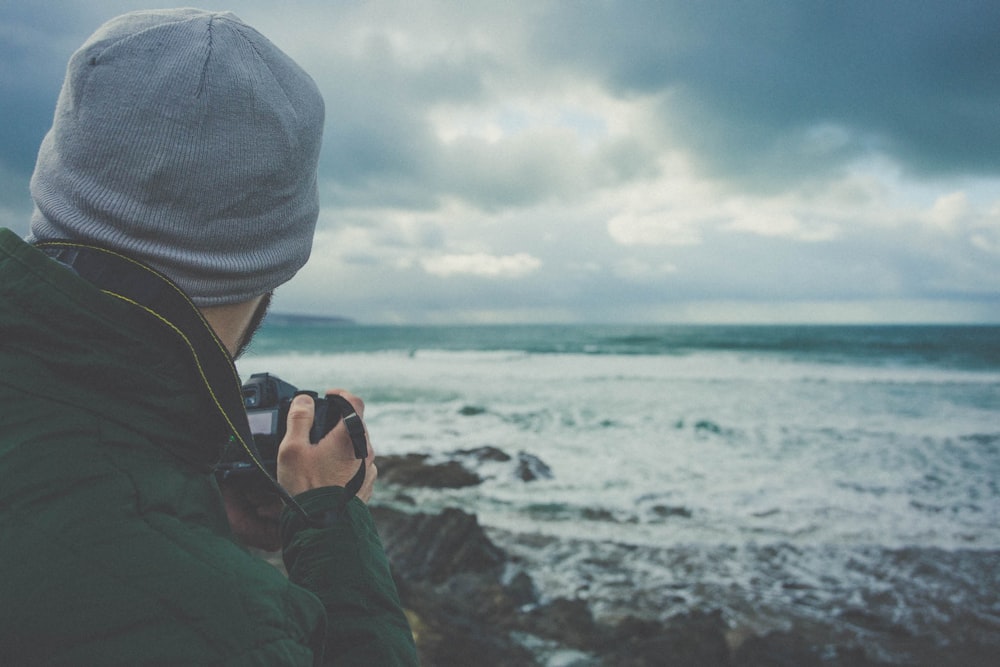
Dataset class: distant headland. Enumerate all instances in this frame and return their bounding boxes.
[263,312,355,326]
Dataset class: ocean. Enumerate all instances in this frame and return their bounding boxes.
[239,322,1000,660]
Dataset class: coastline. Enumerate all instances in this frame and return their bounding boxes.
[366,449,1000,667]
[237,323,1000,664]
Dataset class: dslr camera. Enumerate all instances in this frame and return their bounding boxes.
[216,372,345,480]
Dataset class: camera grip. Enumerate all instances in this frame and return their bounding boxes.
[293,391,343,444]
[297,393,365,460]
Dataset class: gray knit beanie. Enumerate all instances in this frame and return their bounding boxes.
[28,8,325,306]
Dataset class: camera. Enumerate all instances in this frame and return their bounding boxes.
[216,372,343,480]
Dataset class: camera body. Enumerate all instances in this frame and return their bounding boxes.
[242,372,298,474]
[216,372,340,480]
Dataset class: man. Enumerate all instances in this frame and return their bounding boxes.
[0,8,418,665]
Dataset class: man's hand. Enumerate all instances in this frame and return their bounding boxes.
[276,390,377,501]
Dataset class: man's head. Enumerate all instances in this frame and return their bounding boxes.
[28,9,325,307]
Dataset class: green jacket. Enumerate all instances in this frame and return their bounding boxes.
[0,229,418,665]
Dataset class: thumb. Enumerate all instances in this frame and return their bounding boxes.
[284,394,315,442]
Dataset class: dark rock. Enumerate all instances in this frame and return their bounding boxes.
[392,562,540,666]
[651,504,693,519]
[515,451,553,481]
[601,611,732,667]
[437,572,528,627]
[377,453,482,488]
[582,507,617,522]
[406,603,539,667]
[503,570,537,607]
[369,498,1000,667]
[373,502,742,665]
[694,419,724,435]
[732,631,897,667]
[371,505,539,666]
[522,597,603,650]
[378,447,554,489]
[377,453,428,476]
[607,615,663,642]
[372,506,505,584]
[733,632,826,667]
[837,607,912,638]
[453,445,512,462]
[922,641,1000,667]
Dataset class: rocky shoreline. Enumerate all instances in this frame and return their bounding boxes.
[367,447,999,666]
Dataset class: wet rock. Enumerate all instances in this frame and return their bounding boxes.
[925,641,1000,667]
[371,503,733,665]
[372,506,505,583]
[733,631,827,667]
[372,505,539,665]
[651,504,693,519]
[582,507,617,522]
[405,601,539,667]
[370,498,1000,667]
[369,502,922,666]
[732,631,891,667]
[515,451,553,481]
[377,453,482,488]
[503,570,537,608]
[601,611,732,667]
[453,445,512,462]
[694,419,724,435]
[522,597,603,650]
[378,446,555,488]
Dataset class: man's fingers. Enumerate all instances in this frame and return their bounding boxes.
[284,394,315,441]
[277,389,377,499]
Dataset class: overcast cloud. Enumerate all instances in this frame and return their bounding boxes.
[2,0,999,323]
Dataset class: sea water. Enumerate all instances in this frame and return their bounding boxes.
[240,322,1000,657]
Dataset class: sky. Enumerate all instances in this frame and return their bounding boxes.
[2,0,999,324]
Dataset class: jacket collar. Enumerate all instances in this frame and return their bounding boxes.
[1,229,231,469]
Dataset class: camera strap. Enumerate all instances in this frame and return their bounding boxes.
[34,240,311,520]
[320,393,368,520]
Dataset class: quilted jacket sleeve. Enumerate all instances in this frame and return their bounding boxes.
[280,488,418,666]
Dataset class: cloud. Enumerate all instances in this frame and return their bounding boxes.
[607,212,704,247]
[925,191,969,232]
[0,3,120,168]
[420,252,541,278]
[531,0,1000,186]
[2,1,999,323]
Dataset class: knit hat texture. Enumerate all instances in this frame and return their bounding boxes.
[29,8,325,306]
